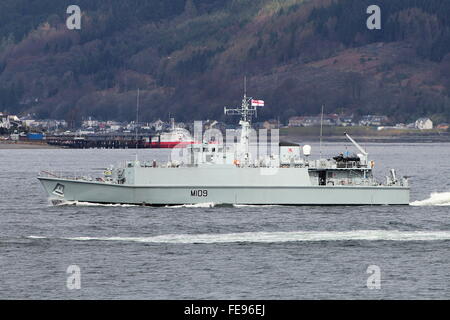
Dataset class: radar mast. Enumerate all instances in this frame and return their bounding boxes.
[224,78,263,166]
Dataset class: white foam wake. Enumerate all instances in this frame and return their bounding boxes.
[410,192,450,206]
[166,203,281,208]
[165,202,216,208]
[27,230,450,244]
[50,201,279,208]
[51,200,138,207]
[233,204,281,208]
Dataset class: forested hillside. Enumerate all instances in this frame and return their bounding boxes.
[1,0,450,125]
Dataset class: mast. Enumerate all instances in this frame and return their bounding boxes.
[244,75,247,97]
[224,78,261,166]
[319,105,324,159]
[224,81,258,123]
[135,88,140,161]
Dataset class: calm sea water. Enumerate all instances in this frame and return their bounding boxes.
[0,142,449,299]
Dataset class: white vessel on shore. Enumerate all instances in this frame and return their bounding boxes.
[38,93,410,205]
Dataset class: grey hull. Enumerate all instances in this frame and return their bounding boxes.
[38,177,410,205]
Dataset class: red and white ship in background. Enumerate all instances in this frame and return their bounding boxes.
[148,127,195,148]
[146,119,196,148]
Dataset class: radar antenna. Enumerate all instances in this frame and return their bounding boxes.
[224,79,260,123]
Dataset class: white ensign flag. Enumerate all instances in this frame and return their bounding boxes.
[251,99,264,107]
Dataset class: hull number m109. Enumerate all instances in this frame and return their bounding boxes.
[191,189,208,197]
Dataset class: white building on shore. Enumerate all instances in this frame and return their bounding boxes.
[415,118,433,130]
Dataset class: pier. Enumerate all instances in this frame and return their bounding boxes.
[45,133,159,149]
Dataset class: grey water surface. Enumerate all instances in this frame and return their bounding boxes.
[0,142,449,299]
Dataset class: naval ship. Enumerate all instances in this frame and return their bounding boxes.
[38,94,410,205]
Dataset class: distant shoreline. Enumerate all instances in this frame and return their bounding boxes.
[281,134,450,143]
[280,127,450,143]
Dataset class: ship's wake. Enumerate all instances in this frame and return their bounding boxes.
[49,201,279,208]
[50,200,138,207]
[27,230,450,244]
[233,204,282,208]
[165,202,216,208]
[410,192,450,206]
[165,203,280,208]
